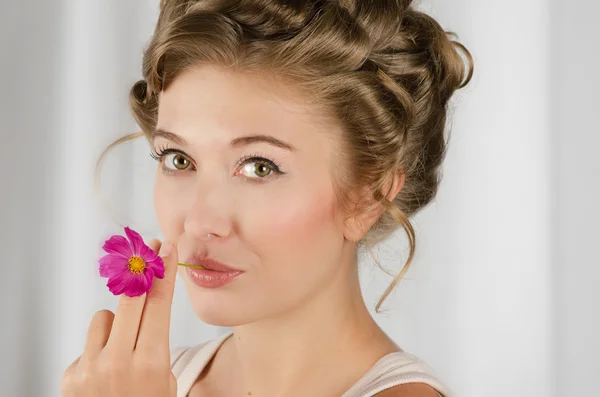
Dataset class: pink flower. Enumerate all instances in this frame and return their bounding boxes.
[98,227,165,297]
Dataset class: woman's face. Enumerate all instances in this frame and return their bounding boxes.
[153,64,350,326]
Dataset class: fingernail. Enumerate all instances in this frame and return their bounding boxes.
[159,242,173,258]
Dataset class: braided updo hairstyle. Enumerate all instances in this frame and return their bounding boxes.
[107,0,473,312]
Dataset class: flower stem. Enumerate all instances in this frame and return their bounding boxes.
[178,263,205,269]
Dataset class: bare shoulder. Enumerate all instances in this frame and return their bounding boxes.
[375,382,440,397]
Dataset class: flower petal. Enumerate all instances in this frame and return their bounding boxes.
[145,257,165,279]
[143,268,155,291]
[102,235,133,259]
[98,254,129,278]
[139,244,165,279]
[107,268,154,297]
[106,270,134,296]
[124,227,145,256]
[139,243,160,263]
[126,269,154,297]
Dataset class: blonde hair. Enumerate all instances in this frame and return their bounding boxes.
[97,0,473,312]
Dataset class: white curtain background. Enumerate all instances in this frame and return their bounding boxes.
[1,1,598,396]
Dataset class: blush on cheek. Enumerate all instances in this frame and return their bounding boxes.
[257,190,339,246]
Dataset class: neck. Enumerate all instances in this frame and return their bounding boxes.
[215,244,395,397]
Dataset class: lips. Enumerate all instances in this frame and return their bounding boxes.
[183,255,242,273]
[183,254,244,289]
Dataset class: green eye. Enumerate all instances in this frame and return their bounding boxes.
[255,163,271,177]
[165,153,190,170]
[242,162,272,178]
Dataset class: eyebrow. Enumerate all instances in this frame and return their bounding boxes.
[152,128,296,151]
[152,129,188,145]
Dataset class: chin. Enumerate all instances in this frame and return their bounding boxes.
[181,281,261,327]
[191,304,253,327]
[178,269,303,326]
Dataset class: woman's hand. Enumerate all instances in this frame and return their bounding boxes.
[61,239,178,397]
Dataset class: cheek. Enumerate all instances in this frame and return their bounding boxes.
[244,182,343,265]
[271,197,336,241]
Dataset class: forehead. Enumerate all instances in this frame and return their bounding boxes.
[156,64,338,145]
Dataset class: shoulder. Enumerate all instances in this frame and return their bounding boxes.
[359,350,447,397]
[375,382,441,397]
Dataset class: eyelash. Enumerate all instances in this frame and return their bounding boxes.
[149,144,285,182]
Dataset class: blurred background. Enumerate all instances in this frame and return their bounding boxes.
[1,0,598,396]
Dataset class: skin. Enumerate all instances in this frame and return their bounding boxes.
[61,63,437,397]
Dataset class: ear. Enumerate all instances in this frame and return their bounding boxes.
[343,169,405,242]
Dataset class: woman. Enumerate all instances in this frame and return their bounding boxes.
[62,0,473,396]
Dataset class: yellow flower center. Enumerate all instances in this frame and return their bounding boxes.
[128,256,146,274]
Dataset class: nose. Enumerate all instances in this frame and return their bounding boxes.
[183,181,232,240]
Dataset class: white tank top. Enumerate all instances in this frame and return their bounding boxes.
[170,332,451,397]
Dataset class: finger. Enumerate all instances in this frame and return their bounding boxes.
[147,239,162,253]
[106,296,146,352]
[81,310,114,362]
[105,239,163,351]
[135,241,178,351]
